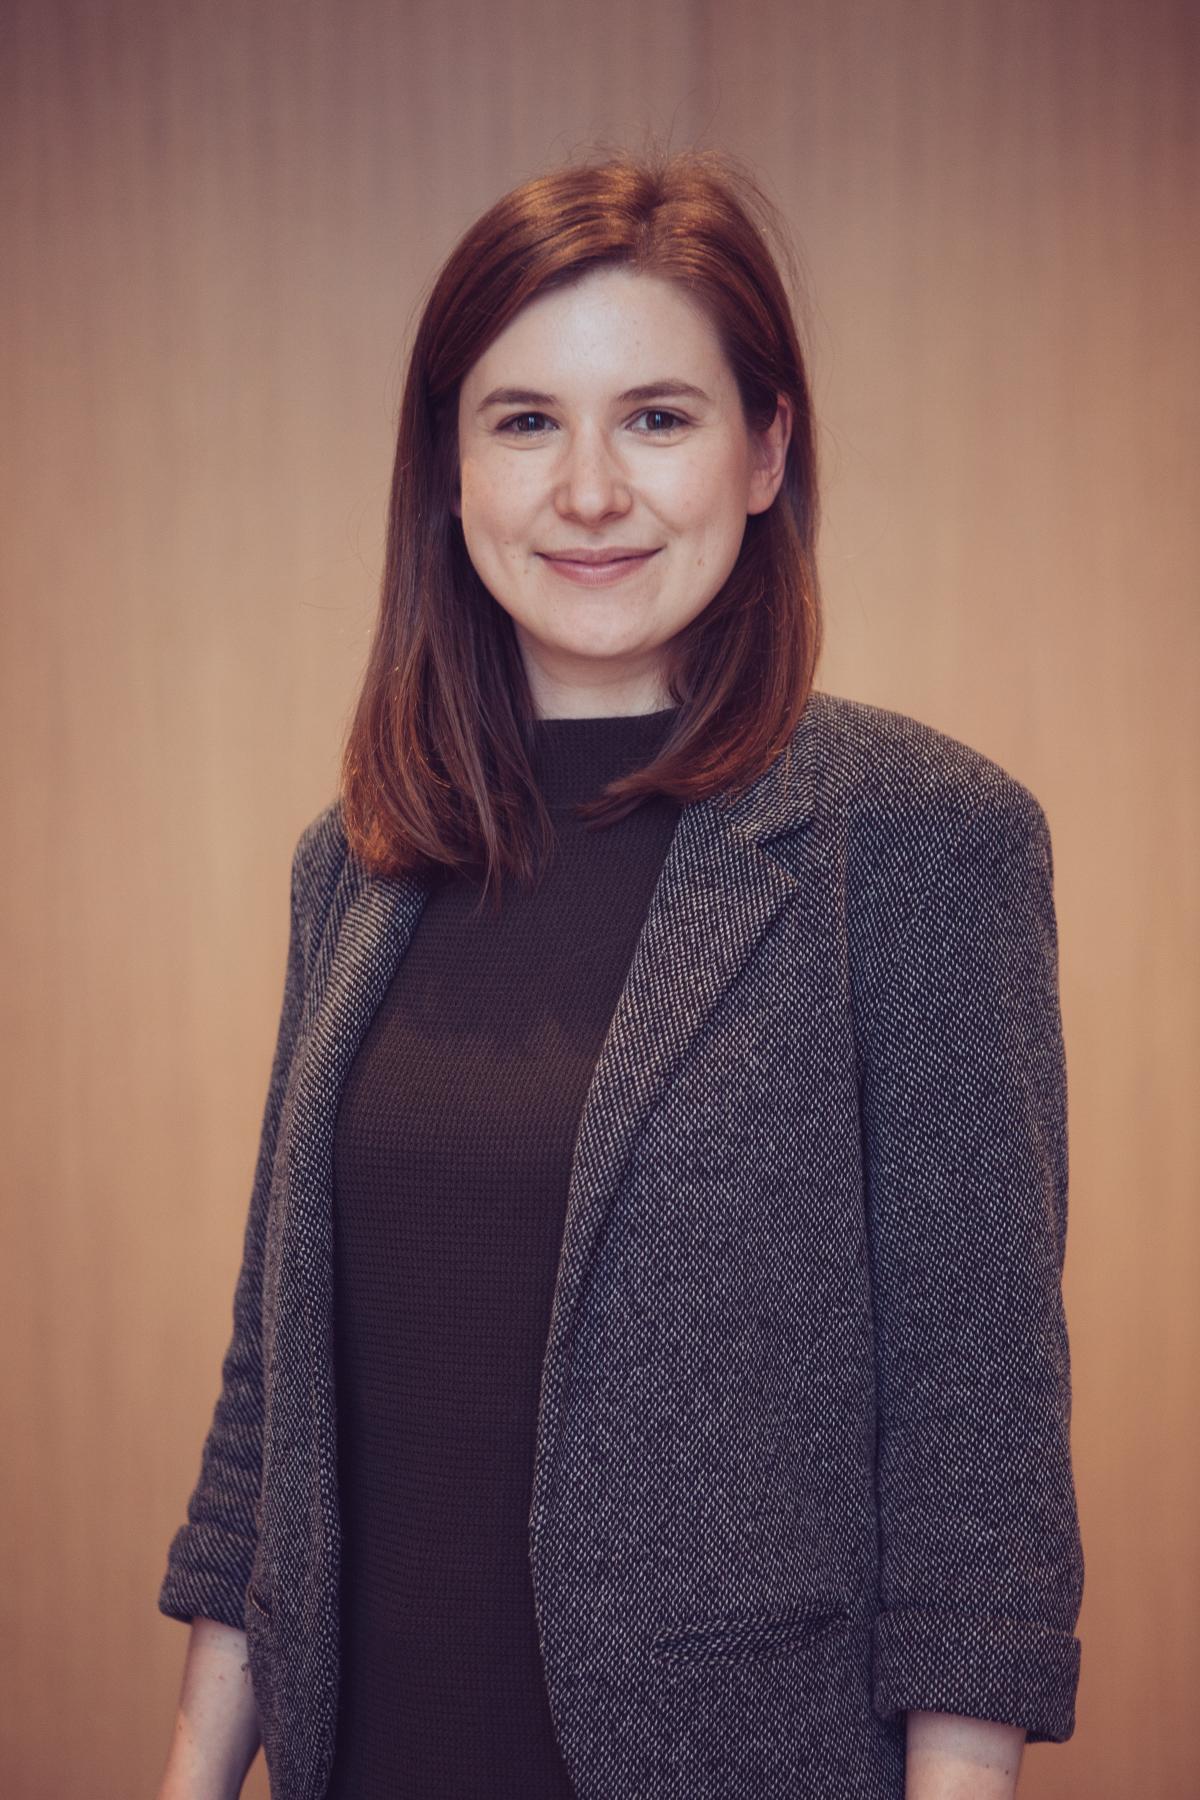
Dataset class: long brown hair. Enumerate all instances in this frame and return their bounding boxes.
[340,144,823,912]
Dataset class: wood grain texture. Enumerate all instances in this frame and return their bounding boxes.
[0,1,1194,1794]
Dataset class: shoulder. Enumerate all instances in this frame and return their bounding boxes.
[291,796,349,893]
[786,692,1060,1031]
[796,687,1050,859]
[779,692,1058,966]
[287,798,351,964]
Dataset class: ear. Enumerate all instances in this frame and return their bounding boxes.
[746,394,793,516]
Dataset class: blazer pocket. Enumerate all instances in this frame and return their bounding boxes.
[650,1597,849,1670]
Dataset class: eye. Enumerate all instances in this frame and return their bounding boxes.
[632,408,687,434]
[497,412,554,435]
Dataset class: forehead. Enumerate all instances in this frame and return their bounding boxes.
[462,265,730,392]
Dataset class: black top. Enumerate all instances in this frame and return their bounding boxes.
[325,708,682,1798]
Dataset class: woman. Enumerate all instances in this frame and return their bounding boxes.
[156,150,1084,1800]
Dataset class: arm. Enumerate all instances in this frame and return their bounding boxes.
[156,1618,261,1800]
[158,844,311,1621]
[859,793,1084,1748]
[906,1710,1026,1798]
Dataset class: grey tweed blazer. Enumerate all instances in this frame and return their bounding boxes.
[158,688,1084,1800]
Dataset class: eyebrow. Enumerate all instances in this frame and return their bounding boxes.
[476,379,712,414]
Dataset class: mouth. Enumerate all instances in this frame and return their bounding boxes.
[538,548,660,587]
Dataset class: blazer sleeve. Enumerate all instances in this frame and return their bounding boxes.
[859,792,1084,1744]
[157,839,310,1630]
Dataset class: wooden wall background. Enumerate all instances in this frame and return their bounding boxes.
[2,1,1195,1794]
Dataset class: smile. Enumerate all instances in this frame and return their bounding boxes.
[538,550,660,588]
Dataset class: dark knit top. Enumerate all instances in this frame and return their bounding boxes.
[324,707,683,1799]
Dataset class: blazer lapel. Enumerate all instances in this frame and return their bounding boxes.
[528,719,819,1546]
[282,857,431,1402]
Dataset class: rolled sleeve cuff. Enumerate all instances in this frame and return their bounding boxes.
[157,1521,255,1632]
[872,1606,1081,1744]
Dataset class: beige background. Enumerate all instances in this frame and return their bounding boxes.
[2,2,1196,1795]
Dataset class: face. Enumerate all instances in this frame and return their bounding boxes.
[453,265,792,718]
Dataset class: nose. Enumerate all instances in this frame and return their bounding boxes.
[553,422,632,524]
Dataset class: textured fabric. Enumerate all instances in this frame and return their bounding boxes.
[158,688,1085,1800]
[324,708,680,1797]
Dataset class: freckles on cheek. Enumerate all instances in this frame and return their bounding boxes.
[688,515,723,571]
[478,469,526,532]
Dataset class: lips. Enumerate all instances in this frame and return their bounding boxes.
[539,548,660,587]
[539,550,658,565]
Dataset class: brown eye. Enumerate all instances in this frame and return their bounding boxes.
[499,412,551,435]
[633,409,686,433]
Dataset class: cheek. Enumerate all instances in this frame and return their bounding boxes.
[463,462,533,541]
[657,445,750,531]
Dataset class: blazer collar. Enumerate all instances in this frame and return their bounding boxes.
[290,698,822,1545]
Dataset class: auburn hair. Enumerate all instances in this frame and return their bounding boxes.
[340,143,823,914]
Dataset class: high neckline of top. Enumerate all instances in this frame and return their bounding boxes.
[531,706,679,729]
[527,705,680,807]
